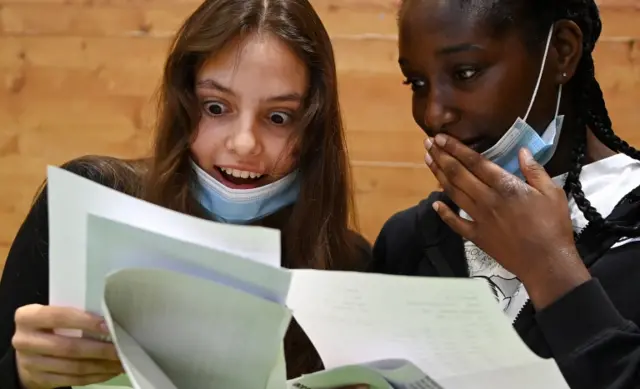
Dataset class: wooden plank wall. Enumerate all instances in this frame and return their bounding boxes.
[1,0,639,270]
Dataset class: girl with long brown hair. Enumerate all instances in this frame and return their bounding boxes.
[0,1,371,388]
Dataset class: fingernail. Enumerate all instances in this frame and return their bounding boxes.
[432,202,439,211]
[424,137,433,150]
[425,151,433,165]
[100,321,110,333]
[435,134,447,147]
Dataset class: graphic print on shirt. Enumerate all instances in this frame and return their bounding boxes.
[464,239,529,321]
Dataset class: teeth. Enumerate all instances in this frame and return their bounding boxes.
[220,167,262,180]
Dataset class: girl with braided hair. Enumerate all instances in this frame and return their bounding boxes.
[372,0,640,387]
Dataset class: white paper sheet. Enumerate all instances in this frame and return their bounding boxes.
[101,267,292,389]
[265,347,287,389]
[101,318,177,389]
[287,270,569,388]
[47,166,282,312]
[84,214,291,316]
[437,359,569,389]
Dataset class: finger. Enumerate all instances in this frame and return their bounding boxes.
[432,201,476,241]
[15,304,108,334]
[426,137,493,197]
[518,148,556,195]
[18,353,123,376]
[432,134,508,186]
[425,138,490,212]
[433,134,536,199]
[426,150,478,213]
[23,371,118,389]
[13,331,120,361]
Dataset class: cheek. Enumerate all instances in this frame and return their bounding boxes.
[190,119,225,163]
[266,136,298,172]
[462,90,520,140]
[411,95,428,133]
[464,110,515,142]
[278,142,299,172]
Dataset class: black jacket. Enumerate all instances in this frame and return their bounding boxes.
[0,157,143,389]
[370,189,640,389]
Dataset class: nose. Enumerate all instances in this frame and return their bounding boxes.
[422,88,457,135]
[225,116,262,157]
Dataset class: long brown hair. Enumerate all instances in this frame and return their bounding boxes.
[144,0,360,270]
[141,0,364,377]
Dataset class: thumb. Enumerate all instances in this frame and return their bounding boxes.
[519,148,555,193]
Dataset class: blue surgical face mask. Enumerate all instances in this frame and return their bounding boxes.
[481,25,564,179]
[190,160,301,224]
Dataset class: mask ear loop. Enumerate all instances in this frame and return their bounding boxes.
[553,70,564,118]
[553,85,563,117]
[523,25,555,121]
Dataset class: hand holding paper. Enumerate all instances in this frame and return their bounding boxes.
[47,166,292,389]
[12,305,122,389]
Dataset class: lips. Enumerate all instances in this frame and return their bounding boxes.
[212,166,268,189]
[460,137,487,152]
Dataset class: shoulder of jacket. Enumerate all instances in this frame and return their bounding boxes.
[59,155,147,196]
[380,191,444,234]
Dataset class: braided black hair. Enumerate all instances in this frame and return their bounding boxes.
[543,1,639,239]
[513,0,640,238]
[402,0,640,238]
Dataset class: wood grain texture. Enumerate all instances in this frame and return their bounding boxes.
[1,0,640,269]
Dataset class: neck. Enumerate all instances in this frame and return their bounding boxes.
[543,111,616,178]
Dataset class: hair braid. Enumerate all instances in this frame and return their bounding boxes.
[562,53,605,231]
[586,75,640,160]
[559,1,640,237]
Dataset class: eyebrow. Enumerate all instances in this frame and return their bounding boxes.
[195,78,303,102]
[436,43,484,55]
[398,43,484,66]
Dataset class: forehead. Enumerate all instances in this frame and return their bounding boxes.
[197,32,308,94]
[399,0,498,53]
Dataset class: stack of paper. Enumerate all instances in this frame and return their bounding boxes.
[47,167,571,389]
[47,167,291,389]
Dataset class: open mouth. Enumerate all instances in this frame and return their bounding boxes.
[214,166,267,189]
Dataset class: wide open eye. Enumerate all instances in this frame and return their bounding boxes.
[204,101,229,116]
[268,111,292,126]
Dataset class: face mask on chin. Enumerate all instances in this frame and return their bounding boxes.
[481,24,565,180]
[190,160,301,224]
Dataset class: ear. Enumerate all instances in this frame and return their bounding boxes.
[552,20,583,85]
